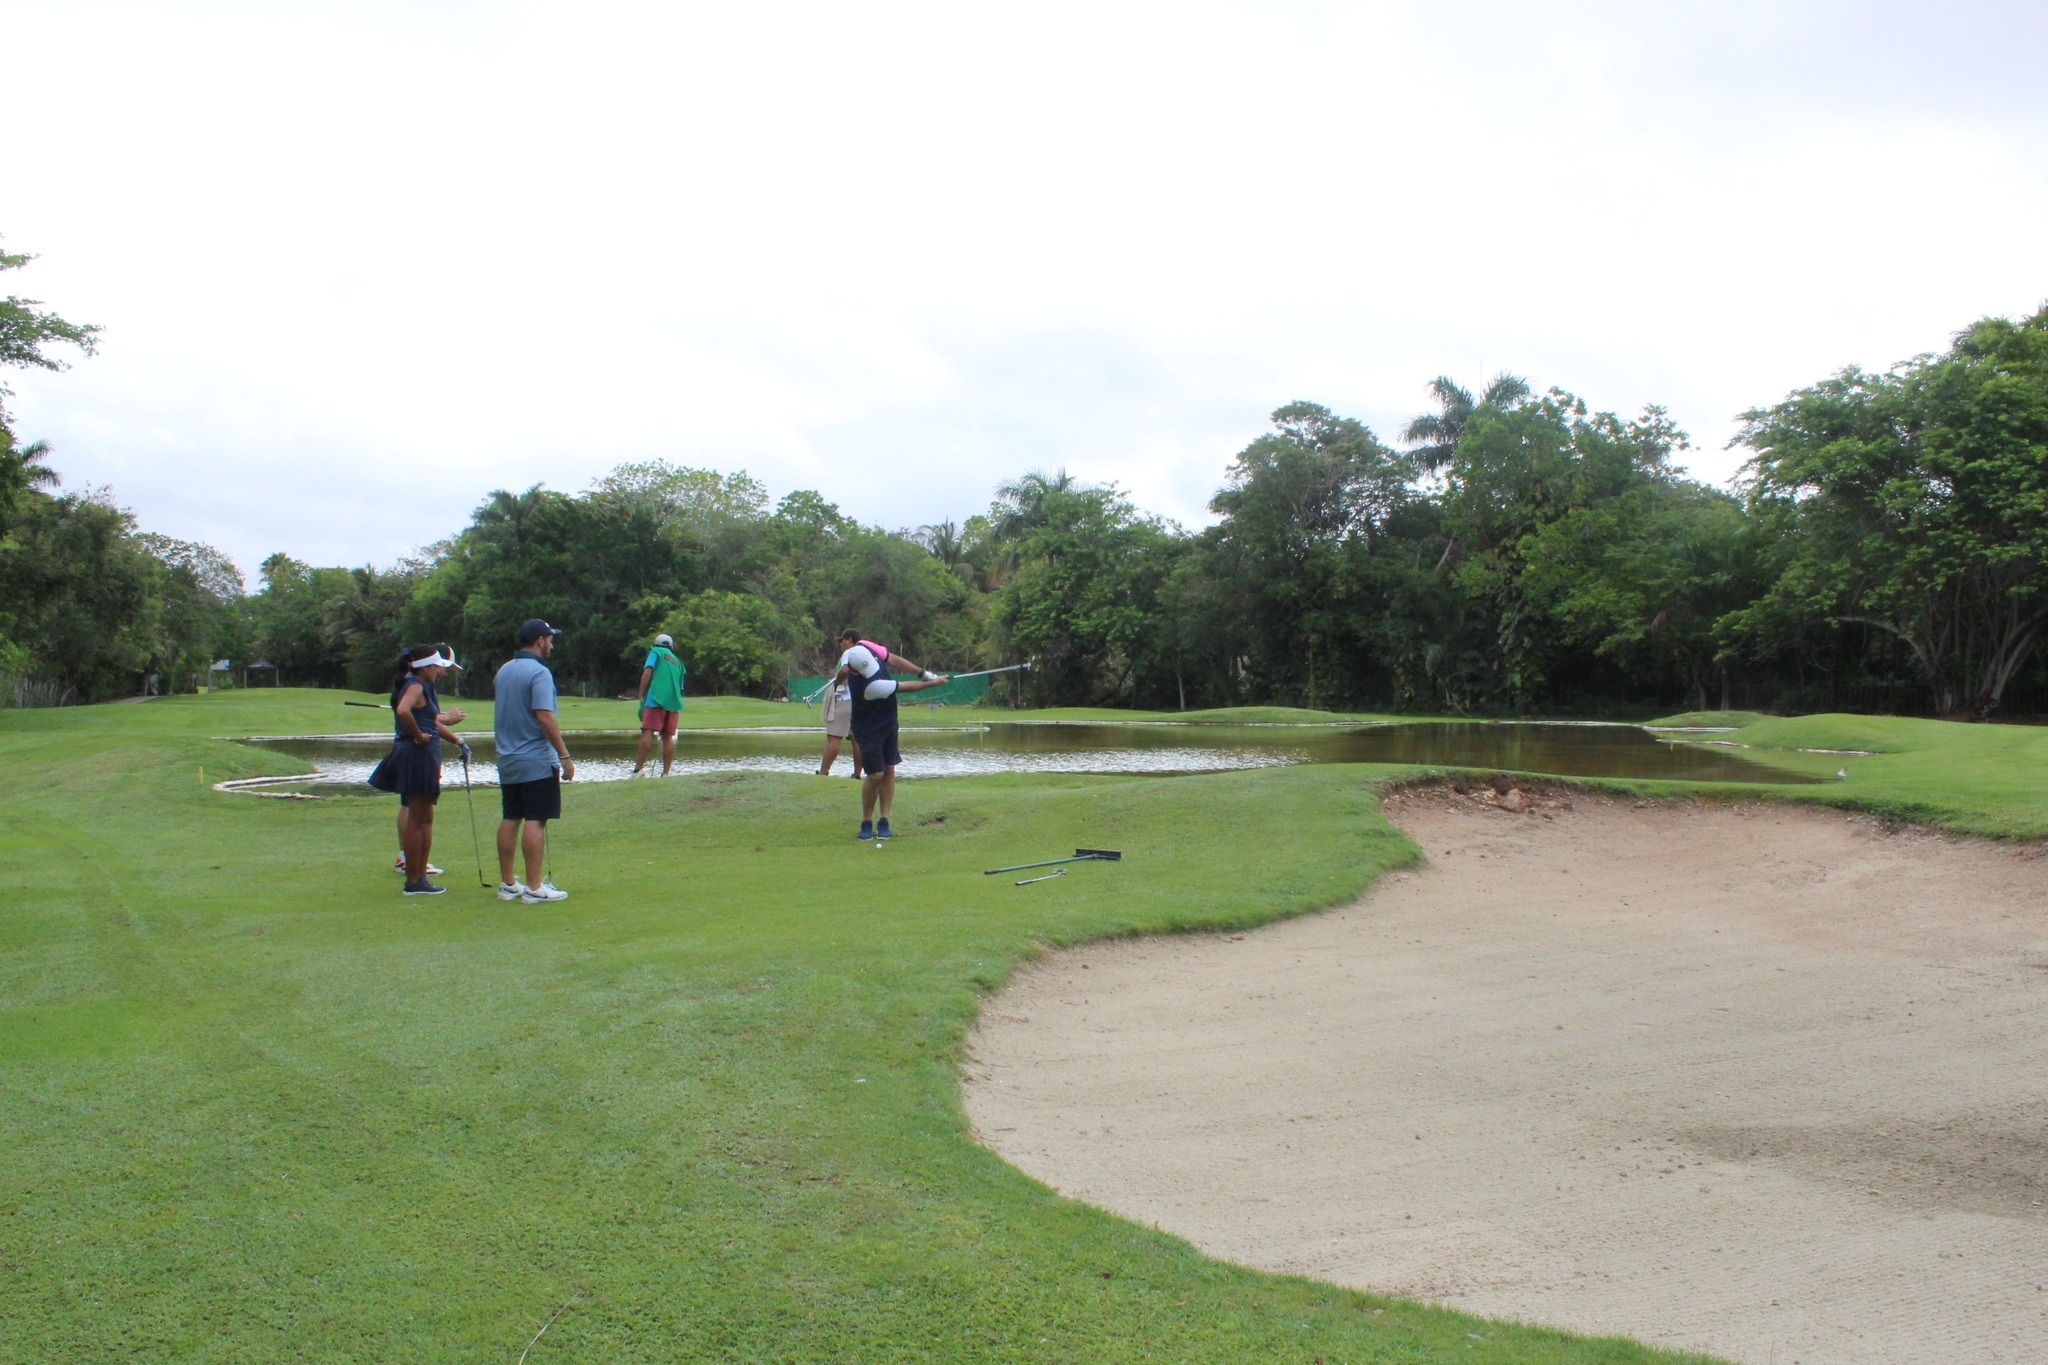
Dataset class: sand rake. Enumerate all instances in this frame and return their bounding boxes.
[984,848,1123,877]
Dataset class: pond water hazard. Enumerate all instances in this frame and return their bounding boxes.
[236,721,1827,794]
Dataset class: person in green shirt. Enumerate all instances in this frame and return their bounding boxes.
[632,632,687,777]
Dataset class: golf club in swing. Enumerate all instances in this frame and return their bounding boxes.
[938,662,1033,682]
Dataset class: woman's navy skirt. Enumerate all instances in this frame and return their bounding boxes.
[367,738,443,803]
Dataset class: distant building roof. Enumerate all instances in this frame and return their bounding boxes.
[247,659,277,670]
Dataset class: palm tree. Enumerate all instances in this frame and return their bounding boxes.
[991,468,1078,542]
[13,438,59,490]
[0,434,60,536]
[915,519,964,569]
[1401,373,1531,473]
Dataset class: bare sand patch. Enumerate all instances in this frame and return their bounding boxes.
[964,789,2048,1365]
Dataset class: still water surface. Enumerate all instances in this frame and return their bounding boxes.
[240,721,1822,792]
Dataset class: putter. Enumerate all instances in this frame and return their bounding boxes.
[1015,867,1066,886]
[983,848,1123,875]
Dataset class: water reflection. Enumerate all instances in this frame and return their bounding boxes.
[239,720,1821,793]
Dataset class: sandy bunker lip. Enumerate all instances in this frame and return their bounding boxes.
[964,788,2048,1365]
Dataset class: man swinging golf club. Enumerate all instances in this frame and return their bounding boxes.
[833,627,948,841]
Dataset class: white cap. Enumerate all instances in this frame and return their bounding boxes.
[655,633,674,647]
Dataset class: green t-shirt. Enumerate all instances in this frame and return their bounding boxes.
[642,647,686,711]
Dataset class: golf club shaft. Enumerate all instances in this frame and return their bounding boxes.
[942,663,1031,681]
[462,752,487,888]
[344,700,391,709]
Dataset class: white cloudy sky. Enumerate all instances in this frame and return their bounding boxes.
[5,0,2044,582]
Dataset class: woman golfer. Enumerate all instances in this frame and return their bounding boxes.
[390,643,466,877]
[367,644,466,896]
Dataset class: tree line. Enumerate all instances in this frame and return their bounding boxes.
[3,240,2043,717]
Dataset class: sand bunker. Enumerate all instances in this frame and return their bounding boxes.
[964,789,2048,1365]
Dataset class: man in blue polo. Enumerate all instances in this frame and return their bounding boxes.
[493,619,575,903]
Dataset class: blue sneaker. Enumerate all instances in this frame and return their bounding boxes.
[875,818,891,840]
[858,821,875,840]
[403,880,447,896]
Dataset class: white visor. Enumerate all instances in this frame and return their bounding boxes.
[412,651,456,670]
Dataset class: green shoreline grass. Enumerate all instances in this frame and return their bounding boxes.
[7,691,2044,1361]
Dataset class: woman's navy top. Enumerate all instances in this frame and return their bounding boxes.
[392,676,442,745]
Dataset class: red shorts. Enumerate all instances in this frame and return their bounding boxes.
[640,706,680,737]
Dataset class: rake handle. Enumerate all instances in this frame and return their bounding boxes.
[982,852,1117,875]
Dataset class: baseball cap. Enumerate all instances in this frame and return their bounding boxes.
[655,633,674,647]
[517,618,562,645]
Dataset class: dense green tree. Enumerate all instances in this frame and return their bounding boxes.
[249,553,355,685]
[1734,306,2048,716]
[648,588,799,697]
[136,534,246,692]
[809,530,966,666]
[1205,402,1416,708]
[324,563,427,693]
[0,491,161,701]
[993,482,1176,706]
[0,242,99,385]
[1438,392,1690,708]
[1518,479,1763,711]
[0,242,99,537]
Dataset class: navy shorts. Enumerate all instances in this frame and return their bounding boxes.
[501,773,562,822]
[851,725,900,771]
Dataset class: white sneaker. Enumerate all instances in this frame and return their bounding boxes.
[497,882,522,901]
[394,857,444,876]
[520,881,569,903]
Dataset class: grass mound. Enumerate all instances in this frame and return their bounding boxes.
[1646,710,1772,728]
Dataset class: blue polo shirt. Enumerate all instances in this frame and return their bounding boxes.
[493,650,561,784]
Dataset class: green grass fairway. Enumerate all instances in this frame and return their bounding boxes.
[1645,711,2048,838]
[11,691,2042,1361]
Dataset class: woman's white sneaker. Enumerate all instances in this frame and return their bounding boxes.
[497,882,522,901]
[520,882,569,903]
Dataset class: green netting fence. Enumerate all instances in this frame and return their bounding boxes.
[787,673,991,707]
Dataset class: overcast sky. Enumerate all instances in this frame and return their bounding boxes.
[6,0,2044,584]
